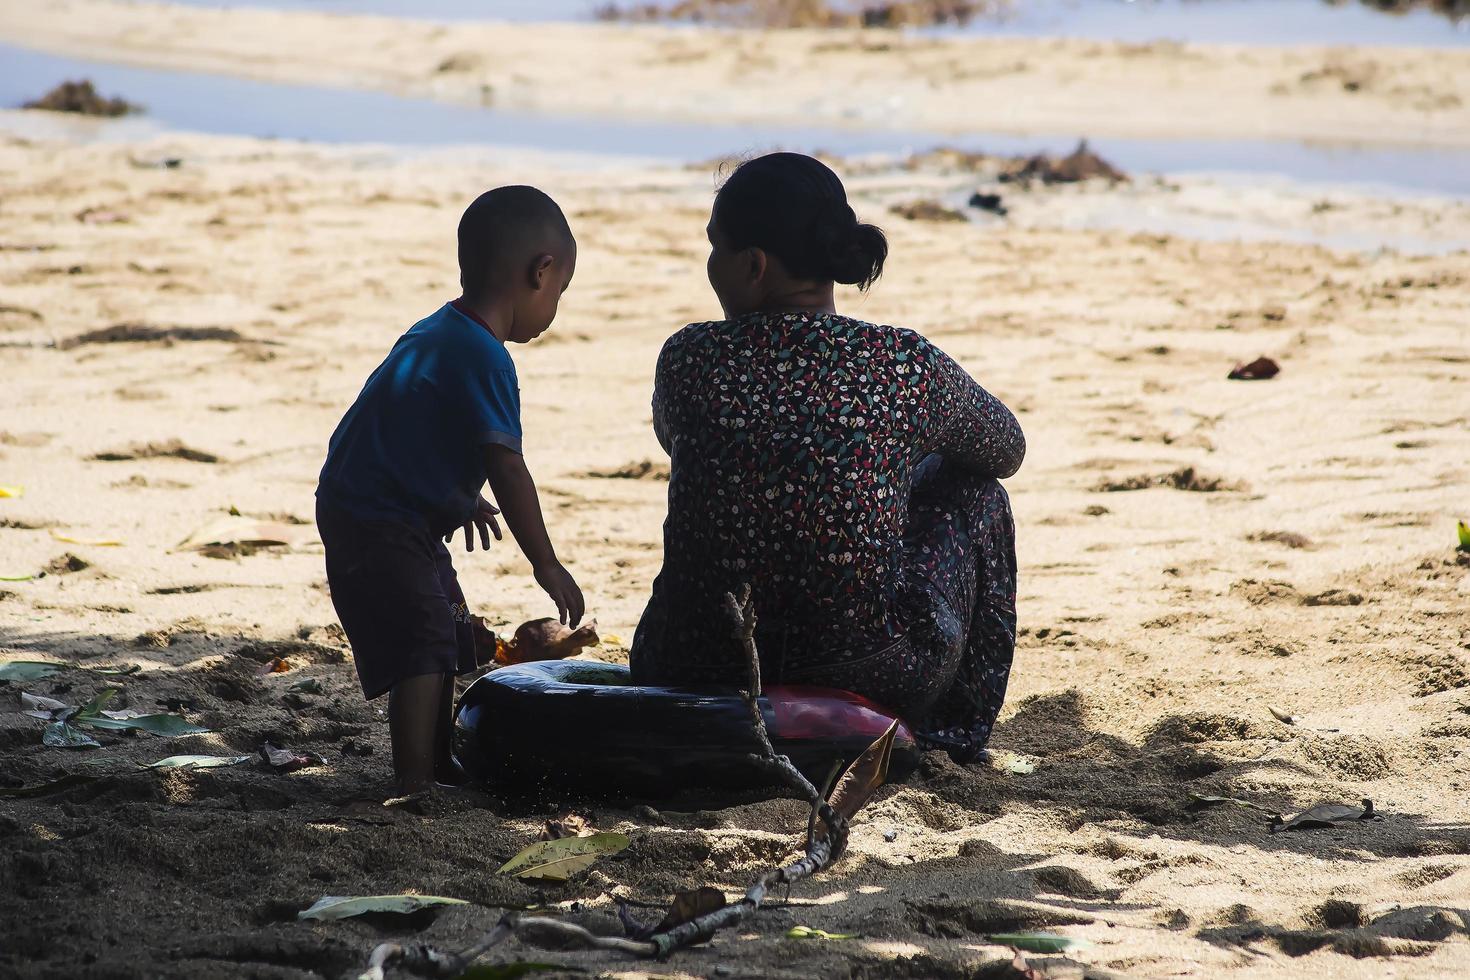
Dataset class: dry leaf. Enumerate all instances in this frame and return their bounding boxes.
[539,813,594,841]
[988,750,1037,775]
[174,517,316,554]
[21,692,70,716]
[1271,799,1378,833]
[826,720,898,827]
[497,832,629,882]
[50,529,123,547]
[255,657,292,676]
[1188,793,1276,814]
[654,886,726,936]
[144,755,251,769]
[988,932,1089,953]
[498,618,601,664]
[786,925,857,940]
[261,742,317,771]
[298,894,466,921]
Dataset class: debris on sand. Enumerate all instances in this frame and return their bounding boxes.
[59,324,246,350]
[1097,467,1244,494]
[1228,355,1281,380]
[587,459,670,480]
[23,80,141,117]
[904,147,1005,173]
[594,0,1002,28]
[44,553,90,576]
[968,191,1008,216]
[889,199,968,223]
[91,439,219,464]
[999,140,1128,186]
[1270,799,1379,833]
[497,618,602,664]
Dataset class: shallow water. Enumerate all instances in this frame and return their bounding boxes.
[160,0,1470,47]
[4,42,1470,198]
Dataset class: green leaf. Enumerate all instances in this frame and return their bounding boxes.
[0,573,36,582]
[74,687,120,719]
[786,925,857,940]
[1458,520,1470,552]
[76,713,209,736]
[0,772,103,797]
[43,721,101,748]
[0,661,62,681]
[458,965,565,980]
[497,832,630,882]
[297,894,468,921]
[987,932,1089,954]
[143,755,250,769]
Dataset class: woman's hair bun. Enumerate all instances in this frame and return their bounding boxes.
[824,219,888,290]
[713,152,888,292]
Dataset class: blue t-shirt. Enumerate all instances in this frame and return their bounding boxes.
[317,302,522,535]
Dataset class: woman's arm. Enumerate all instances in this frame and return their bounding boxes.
[924,343,1026,479]
[651,330,688,455]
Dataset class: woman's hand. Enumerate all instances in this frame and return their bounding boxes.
[445,494,504,552]
[534,561,585,627]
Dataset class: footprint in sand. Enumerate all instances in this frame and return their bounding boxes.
[1096,466,1245,493]
[585,459,670,481]
[58,324,247,350]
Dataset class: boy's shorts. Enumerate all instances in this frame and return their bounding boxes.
[316,498,477,699]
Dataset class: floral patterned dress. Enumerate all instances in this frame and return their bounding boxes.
[630,311,1025,761]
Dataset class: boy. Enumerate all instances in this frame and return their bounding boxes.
[316,185,584,795]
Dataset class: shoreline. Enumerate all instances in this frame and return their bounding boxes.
[1,1,1468,149]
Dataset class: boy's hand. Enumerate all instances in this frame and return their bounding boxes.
[445,495,503,552]
[534,561,584,627]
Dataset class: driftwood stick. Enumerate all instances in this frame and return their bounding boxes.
[358,586,858,976]
[355,940,465,980]
[358,915,652,978]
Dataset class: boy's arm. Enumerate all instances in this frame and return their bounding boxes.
[483,444,585,626]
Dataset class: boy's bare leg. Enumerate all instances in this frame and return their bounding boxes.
[388,672,447,795]
[434,674,468,786]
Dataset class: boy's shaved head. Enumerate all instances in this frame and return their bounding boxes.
[458,185,573,300]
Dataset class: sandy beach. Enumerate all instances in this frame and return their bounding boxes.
[2,2,1469,978]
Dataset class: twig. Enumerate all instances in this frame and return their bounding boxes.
[810,759,843,849]
[723,585,773,756]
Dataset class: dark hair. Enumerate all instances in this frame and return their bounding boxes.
[458,185,572,299]
[713,152,887,291]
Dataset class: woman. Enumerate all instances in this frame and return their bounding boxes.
[630,152,1025,762]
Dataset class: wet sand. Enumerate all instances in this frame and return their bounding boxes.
[2,3,1470,978]
[2,0,1469,146]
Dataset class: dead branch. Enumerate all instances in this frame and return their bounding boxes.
[723,584,772,755]
[357,585,861,977]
